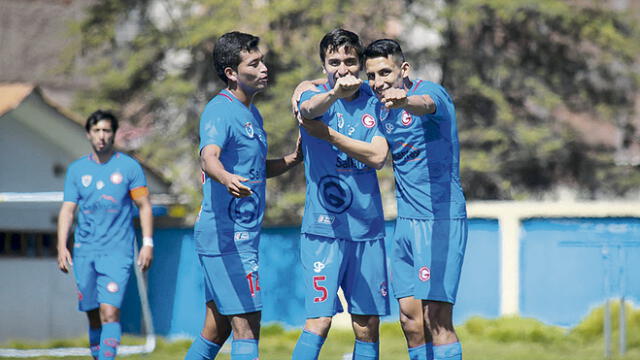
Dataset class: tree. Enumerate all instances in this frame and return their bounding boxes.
[68,0,403,223]
[433,0,640,199]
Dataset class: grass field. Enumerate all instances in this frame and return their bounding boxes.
[2,304,639,360]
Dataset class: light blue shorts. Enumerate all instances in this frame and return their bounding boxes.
[391,218,468,303]
[73,253,133,311]
[300,233,390,318]
[199,251,262,315]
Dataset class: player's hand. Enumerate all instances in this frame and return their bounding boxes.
[57,247,73,273]
[300,117,331,141]
[137,245,153,272]
[292,131,303,163]
[332,75,362,98]
[381,88,409,108]
[222,174,253,198]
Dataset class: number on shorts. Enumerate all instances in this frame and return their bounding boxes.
[246,272,261,297]
[313,275,327,303]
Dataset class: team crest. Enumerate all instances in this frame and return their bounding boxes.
[337,113,345,129]
[244,122,254,138]
[81,175,92,187]
[361,113,376,128]
[379,106,390,122]
[418,266,431,282]
[401,111,413,126]
[110,172,123,185]
[96,180,105,190]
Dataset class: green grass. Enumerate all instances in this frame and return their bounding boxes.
[2,303,639,359]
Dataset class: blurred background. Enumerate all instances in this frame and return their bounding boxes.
[1,0,639,357]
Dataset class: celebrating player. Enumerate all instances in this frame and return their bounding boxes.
[184,31,302,360]
[57,110,154,360]
[364,39,467,360]
[291,28,390,360]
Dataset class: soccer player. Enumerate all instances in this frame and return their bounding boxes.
[291,28,390,360]
[184,31,302,360]
[57,110,154,360]
[364,39,467,360]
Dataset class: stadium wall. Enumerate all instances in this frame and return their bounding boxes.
[2,202,639,342]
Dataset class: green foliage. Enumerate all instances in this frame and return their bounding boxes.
[441,0,640,199]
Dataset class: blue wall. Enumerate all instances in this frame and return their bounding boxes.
[121,217,639,337]
[520,218,640,327]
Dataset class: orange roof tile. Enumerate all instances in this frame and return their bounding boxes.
[0,83,34,117]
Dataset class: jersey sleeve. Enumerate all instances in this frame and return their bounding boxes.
[199,102,232,153]
[298,85,329,119]
[413,81,452,122]
[62,164,79,203]
[128,159,148,200]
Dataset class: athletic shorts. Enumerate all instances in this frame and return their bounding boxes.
[300,233,390,318]
[73,253,133,311]
[199,251,262,315]
[391,217,468,303]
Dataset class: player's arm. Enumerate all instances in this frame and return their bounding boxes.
[266,132,303,178]
[133,192,154,271]
[300,118,388,170]
[201,144,252,198]
[381,88,436,116]
[291,78,325,117]
[56,201,77,273]
[299,75,363,119]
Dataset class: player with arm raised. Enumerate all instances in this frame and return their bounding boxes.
[291,28,390,360]
[364,39,467,360]
[57,110,154,360]
[184,31,302,360]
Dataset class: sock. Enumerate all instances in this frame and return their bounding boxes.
[433,342,462,360]
[425,342,434,360]
[231,339,259,360]
[98,322,121,360]
[292,330,325,360]
[89,327,102,359]
[184,335,222,360]
[353,340,379,360]
[408,343,427,360]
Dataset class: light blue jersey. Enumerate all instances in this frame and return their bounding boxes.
[378,80,466,220]
[298,83,385,241]
[63,152,147,257]
[195,89,268,255]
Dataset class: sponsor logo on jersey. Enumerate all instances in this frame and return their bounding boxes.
[313,261,325,273]
[336,153,368,170]
[392,142,422,162]
[418,266,431,282]
[81,175,92,187]
[110,172,123,185]
[385,123,394,134]
[228,192,262,228]
[361,113,376,128]
[234,231,250,241]
[107,281,119,293]
[317,175,353,214]
[401,111,412,126]
[244,122,254,138]
[96,180,105,190]
[347,126,355,136]
[316,214,335,225]
[380,281,388,297]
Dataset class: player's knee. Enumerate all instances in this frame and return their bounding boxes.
[352,315,380,342]
[424,302,453,333]
[399,311,422,333]
[305,317,332,336]
[99,305,120,323]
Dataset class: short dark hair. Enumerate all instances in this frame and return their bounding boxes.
[364,39,405,63]
[213,31,260,84]
[85,110,118,133]
[319,28,364,64]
